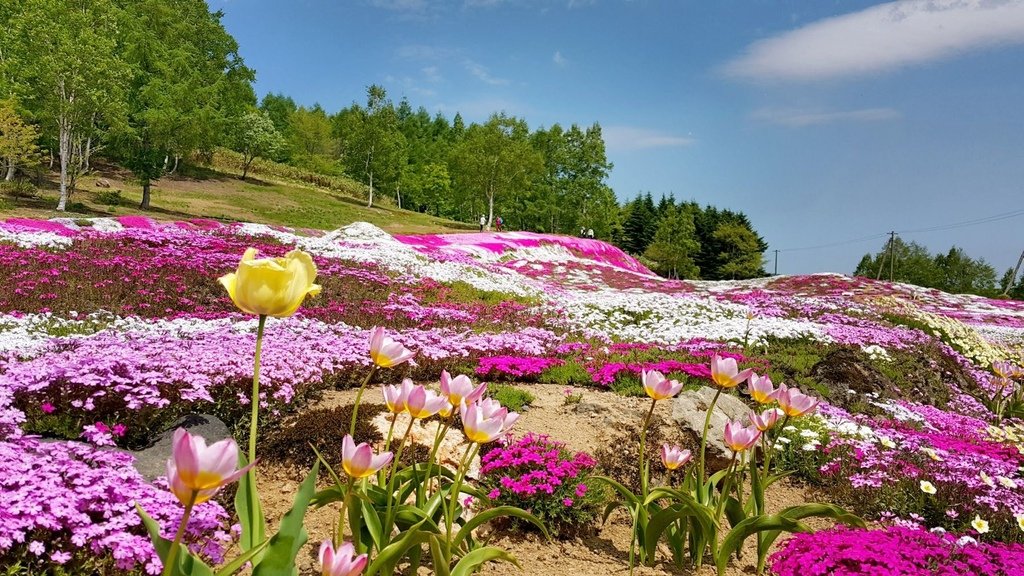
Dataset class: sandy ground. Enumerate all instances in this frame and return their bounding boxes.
[256,384,826,576]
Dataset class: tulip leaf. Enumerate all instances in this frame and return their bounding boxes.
[451,546,520,576]
[364,520,430,576]
[135,504,214,576]
[360,495,384,553]
[592,476,640,506]
[252,461,319,576]
[394,504,442,533]
[715,515,811,576]
[752,503,865,574]
[429,535,452,576]
[642,496,717,562]
[214,538,272,576]
[601,500,623,524]
[235,457,267,563]
[310,486,343,508]
[454,506,549,552]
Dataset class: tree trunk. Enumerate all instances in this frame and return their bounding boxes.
[4,161,14,181]
[57,115,71,211]
[487,188,494,231]
[367,170,374,208]
[395,181,401,210]
[140,180,151,209]
[241,155,251,179]
[170,155,179,175]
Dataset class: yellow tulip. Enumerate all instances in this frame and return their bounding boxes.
[219,248,321,317]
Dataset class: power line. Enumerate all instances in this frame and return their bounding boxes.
[775,207,1024,253]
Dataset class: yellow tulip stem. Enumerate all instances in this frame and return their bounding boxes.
[248,315,267,464]
[378,413,398,487]
[162,490,198,576]
[697,388,724,495]
[349,364,378,438]
[335,476,356,548]
[714,452,739,526]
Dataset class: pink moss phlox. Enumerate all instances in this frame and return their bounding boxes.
[475,356,564,379]
[771,525,1024,576]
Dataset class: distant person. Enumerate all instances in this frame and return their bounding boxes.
[587,228,594,239]
[580,227,586,237]
[479,214,486,232]
[495,216,504,232]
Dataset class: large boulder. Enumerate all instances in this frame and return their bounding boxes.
[809,348,899,408]
[671,386,751,472]
[130,414,232,481]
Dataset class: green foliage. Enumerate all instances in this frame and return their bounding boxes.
[336,85,407,208]
[855,238,999,297]
[489,384,535,413]
[772,416,832,484]
[232,110,284,179]
[0,98,41,175]
[95,189,123,206]
[0,179,37,199]
[643,204,701,279]
[540,360,592,387]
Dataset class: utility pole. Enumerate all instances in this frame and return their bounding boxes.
[773,249,779,276]
[889,231,896,282]
[876,231,896,281]
[1002,249,1024,297]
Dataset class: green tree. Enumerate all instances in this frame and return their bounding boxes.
[934,246,997,295]
[854,238,940,286]
[712,222,766,279]
[643,204,701,279]
[449,113,543,228]
[233,110,283,179]
[117,0,255,209]
[260,92,297,135]
[4,0,128,210]
[338,85,407,208]
[0,98,40,180]
[288,105,339,172]
[619,193,658,254]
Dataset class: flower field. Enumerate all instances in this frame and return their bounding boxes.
[2,215,1024,575]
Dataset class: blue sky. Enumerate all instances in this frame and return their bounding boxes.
[219,0,1024,276]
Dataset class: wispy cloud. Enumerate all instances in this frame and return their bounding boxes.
[394,44,457,61]
[552,50,568,67]
[464,60,509,85]
[722,0,1024,82]
[603,126,695,151]
[369,0,429,12]
[421,66,442,83]
[751,107,901,127]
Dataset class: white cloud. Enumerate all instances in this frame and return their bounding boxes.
[723,0,1024,81]
[395,44,456,61]
[603,126,695,151]
[751,107,902,127]
[553,50,568,67]
[370,0,429,12]
[464,60,509,85]
[422,66,442,83]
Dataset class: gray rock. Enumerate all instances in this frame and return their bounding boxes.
[671,387,751,472]
[129,414,232,481]
[572,402,608,416]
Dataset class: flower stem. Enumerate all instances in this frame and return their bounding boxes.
[445,442,479,558]
[248,315,267,464]
[714,452,739,525]
[697,387,724,493]
[335,476,356,548]
[638,398,657,500]
[422,417,452,504]
[349,364,379,437]
[384,418,417,535]
[162,491,197,576]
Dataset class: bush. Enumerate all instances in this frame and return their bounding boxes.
[94,189,123,206]
[489,384,534,413]
[0,180,38,199]
[479,434,603,537]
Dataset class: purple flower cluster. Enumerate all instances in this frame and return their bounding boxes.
[480,434,598,534]
[0,438,232,574]
[475,355,564,380]
[771,526,1024,576]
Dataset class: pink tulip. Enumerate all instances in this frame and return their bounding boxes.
[711,354,754,389]
[776,385,819,417]
[749,408,780,431]
[461,398,519,444]
[368,326,415,368]
[405,385,449,419]
[319,540,367,576]
[382,378,414,414]
[660,444,692,470]
[746,373,780,404]
[993,360,1023,379]
[166,428,254,505]
[724,420,761,453]
[341,435,393,478]
[439,370,487,407]
[642,369,683,401]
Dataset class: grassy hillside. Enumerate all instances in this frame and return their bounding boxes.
[0,153,474,234]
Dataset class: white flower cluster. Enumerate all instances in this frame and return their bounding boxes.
[861,344,891,362]
[0,229,73,249]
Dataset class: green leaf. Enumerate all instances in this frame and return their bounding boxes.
[592,475,640,506]
[642,496,717,562]
[360,495,384,553]
[751,503,865,573]
[428,535,452,576]
[723,496,746,530]
[235,456,267,561]
[601,500,623,524]
[393,504,442,533]
[451,547,520,576]
[310,486,344,508]
[454,506,549,552]
[215,539,272,576]
[715,515,811,576]
[252,461,320,576]
[364,521,430,576]
[136,505,215,576]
